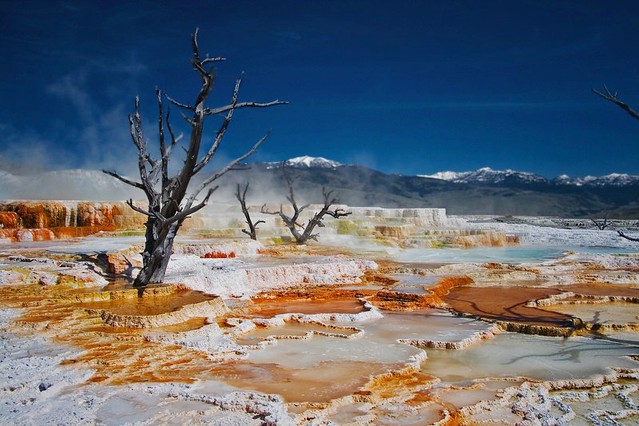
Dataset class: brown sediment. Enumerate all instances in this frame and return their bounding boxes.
[363,367,438,400]
[443,286,574,328]
[216,360,397,403]
[93,298,227,328]
[361,270,400,286]
[369,275,474,311]
[80,286,217,316]
[0,283,229,385]
[248,288,370,317]
[370,290,438,311]
[0,280,409,399]
[70,286,228,328]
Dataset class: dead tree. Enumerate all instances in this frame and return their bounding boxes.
[235,183,264,240]
[593,85,638,241]
[104,29,286,287]
[591,214,610,230]
[261,175,351,244]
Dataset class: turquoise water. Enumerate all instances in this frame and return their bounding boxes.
[395,246,637,264]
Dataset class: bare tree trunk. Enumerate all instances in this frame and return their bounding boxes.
[133,219,181,287]
[236,183,264,240]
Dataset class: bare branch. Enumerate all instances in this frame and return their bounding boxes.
[166,95,195,112]
[126,199,154,217]
[618,230,639,242]
[260,204,280,216]
[592,85,639,121]
[165,109,182,157]
[204,100,288,116]
[102,170,144,190]
[190,29,225,69]
[325,208,352,219]
[193,77,243,175]
[187,133,268,205]
[166,187,217,227]
[202,56,226,65]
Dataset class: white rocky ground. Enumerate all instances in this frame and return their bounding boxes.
[1,216,639,424]
[0,307,298,425]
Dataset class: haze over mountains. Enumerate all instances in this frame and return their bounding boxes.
[1,156,638,218]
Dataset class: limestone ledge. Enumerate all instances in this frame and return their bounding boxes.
[495,320,575,337]
[251,300,384,325]
[531,291,639,307]
[173,240,263,257]
[171,391,294,426]
[0,255,108,287]
[89,297,228,328]
[226,318,364,356]
[144,321,245,360]
[399,323,501,350]
[166,256,378,299]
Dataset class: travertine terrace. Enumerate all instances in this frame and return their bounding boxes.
[1,203,638,425]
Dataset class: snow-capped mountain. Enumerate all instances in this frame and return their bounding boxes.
[3,159,639,218]
[553,173,639,187]
[265,156,343,169]
[421,167,639,187]
[420,167,548,185]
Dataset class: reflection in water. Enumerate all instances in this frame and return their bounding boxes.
[228,309,495,402]
[543,302,639,326]
[422,333,639,384]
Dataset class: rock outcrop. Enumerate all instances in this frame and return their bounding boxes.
[0,201,147,241]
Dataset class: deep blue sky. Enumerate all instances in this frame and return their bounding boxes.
[1,0,639,177]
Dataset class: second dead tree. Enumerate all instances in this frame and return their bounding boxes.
[236,183,264,240]
[261,175,351,245]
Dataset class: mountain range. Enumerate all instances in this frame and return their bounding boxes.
[1,156,638,218]
[420,167,639,187]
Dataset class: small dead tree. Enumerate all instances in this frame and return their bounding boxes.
[261,174,351,244]
[104,29,286,287]
[235,183,264,240]
[593,85,638,242]
[591,214,610,230]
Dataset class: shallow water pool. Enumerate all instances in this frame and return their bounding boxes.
[395,245,637,264]
[421,332,639,384]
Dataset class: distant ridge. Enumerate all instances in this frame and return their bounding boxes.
[2,157,639,217]
[420,167,639,187]
[265,156,342,169]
